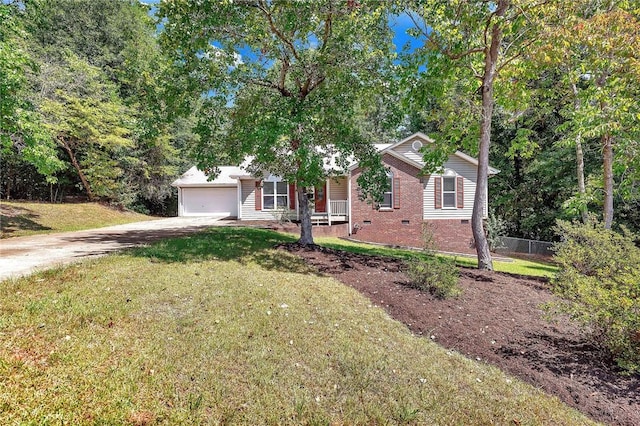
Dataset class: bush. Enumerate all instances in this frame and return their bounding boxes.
[405,257,461,299]
[485,212,507,252]
[548,219,640,373]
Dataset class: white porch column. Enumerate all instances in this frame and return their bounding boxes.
[327,178,332,226]
[236,181,242,220]
[296,182,300,221]
[347,174,352,235]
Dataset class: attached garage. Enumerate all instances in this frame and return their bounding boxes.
[172,166,245,218]
[181,186,237,217]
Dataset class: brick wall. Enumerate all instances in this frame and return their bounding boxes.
[311,223,349,238]
[350,154,425,248]
[425,219,475,254]
[350,154,477,255]
[264,222,349,239]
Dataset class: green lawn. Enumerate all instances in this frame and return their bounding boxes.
[0,201,153,238]
[0,227,594,425]
[315,236,558,278]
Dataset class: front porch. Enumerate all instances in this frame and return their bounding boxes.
[311,199,349,225]
[305,175,350,225]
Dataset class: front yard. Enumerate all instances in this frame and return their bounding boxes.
[0,201,153,238]
[0,227,596,425]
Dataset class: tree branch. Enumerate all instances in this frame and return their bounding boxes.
[245,77,293,97]
[319,8,333,52]
[409,9,484,60]
[256,0,301,62]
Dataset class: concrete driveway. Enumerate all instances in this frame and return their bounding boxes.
[0,216,232,281]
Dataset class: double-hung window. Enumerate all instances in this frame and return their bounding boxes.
[442,176,456,208]
[263,180,288,210]
[380,173,393,209]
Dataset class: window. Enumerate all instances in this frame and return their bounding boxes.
[263,180,288,210]
[434,173,463,210]
[442,176,456,208]
[380,173,393,209]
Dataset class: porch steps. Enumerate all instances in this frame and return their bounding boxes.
[312,217,329,226]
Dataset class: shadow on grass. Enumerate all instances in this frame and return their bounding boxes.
[129,227,323,276]
[0,212,51,236]
[320,239,558,279]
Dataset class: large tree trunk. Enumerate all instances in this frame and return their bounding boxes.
[59,138,95,201]
[297,185,314,245]
[602,133,614,229]
[472,4,506,271]
[571,82,588,223]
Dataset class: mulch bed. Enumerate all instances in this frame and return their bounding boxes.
[278,243,640,426]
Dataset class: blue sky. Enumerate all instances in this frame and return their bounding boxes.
[144,1,421,54]
[390,12,423,54]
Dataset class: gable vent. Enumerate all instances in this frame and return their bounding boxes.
[411,140,423,152]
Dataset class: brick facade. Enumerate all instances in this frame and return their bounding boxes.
[349,154,477,255]
[350,154,425,248]
[425,219,475,254]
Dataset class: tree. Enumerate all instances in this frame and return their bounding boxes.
[37,54,134,201]
[159,0,396,244]
[0,3,63,191]
[406,0,546,270]
[17,0,189,210]
[538,2,640,229]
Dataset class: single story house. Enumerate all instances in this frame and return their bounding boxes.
[171,132,499,254]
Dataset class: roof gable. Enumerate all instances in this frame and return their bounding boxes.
[383,132,499,176]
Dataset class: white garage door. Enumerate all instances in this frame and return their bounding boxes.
[182,187,237,217]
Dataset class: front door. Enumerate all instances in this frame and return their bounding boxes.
[314,183,327,213]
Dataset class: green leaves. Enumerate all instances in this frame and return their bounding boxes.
[37,54,134,200]
[159,0,397,201]
[550,219,640,373]
[0,4,63,178]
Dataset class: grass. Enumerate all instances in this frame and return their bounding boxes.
[0,201,153,238]
[0,227,595,425]
[0,200,556,278]
[315,237,559,278]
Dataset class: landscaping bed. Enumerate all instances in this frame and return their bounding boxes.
[281,243,640,426]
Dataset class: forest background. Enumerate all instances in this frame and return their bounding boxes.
[1,0,638,243]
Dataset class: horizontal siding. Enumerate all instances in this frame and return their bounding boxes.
[423,156,480,220]
[240,179,295,220]
[329,177,348,200]
[393,139,424,164]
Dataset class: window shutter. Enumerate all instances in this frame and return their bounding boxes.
[434,176,442,209]
[255,181,262,210]
[288,183,296,210]
[456,176,464,209]
[393,177,401,209]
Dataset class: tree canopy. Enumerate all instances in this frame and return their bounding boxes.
[0,4,63,185]
[0,0,194,213]
[159,0,397,244]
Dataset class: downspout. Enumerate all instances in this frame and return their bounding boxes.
[485,184,489,218]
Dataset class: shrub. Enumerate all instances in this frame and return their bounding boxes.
[485,212,507,252]
[406,257,461,299]
[548,219,640,373]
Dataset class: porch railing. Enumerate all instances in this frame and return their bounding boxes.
[330,200,348,216]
